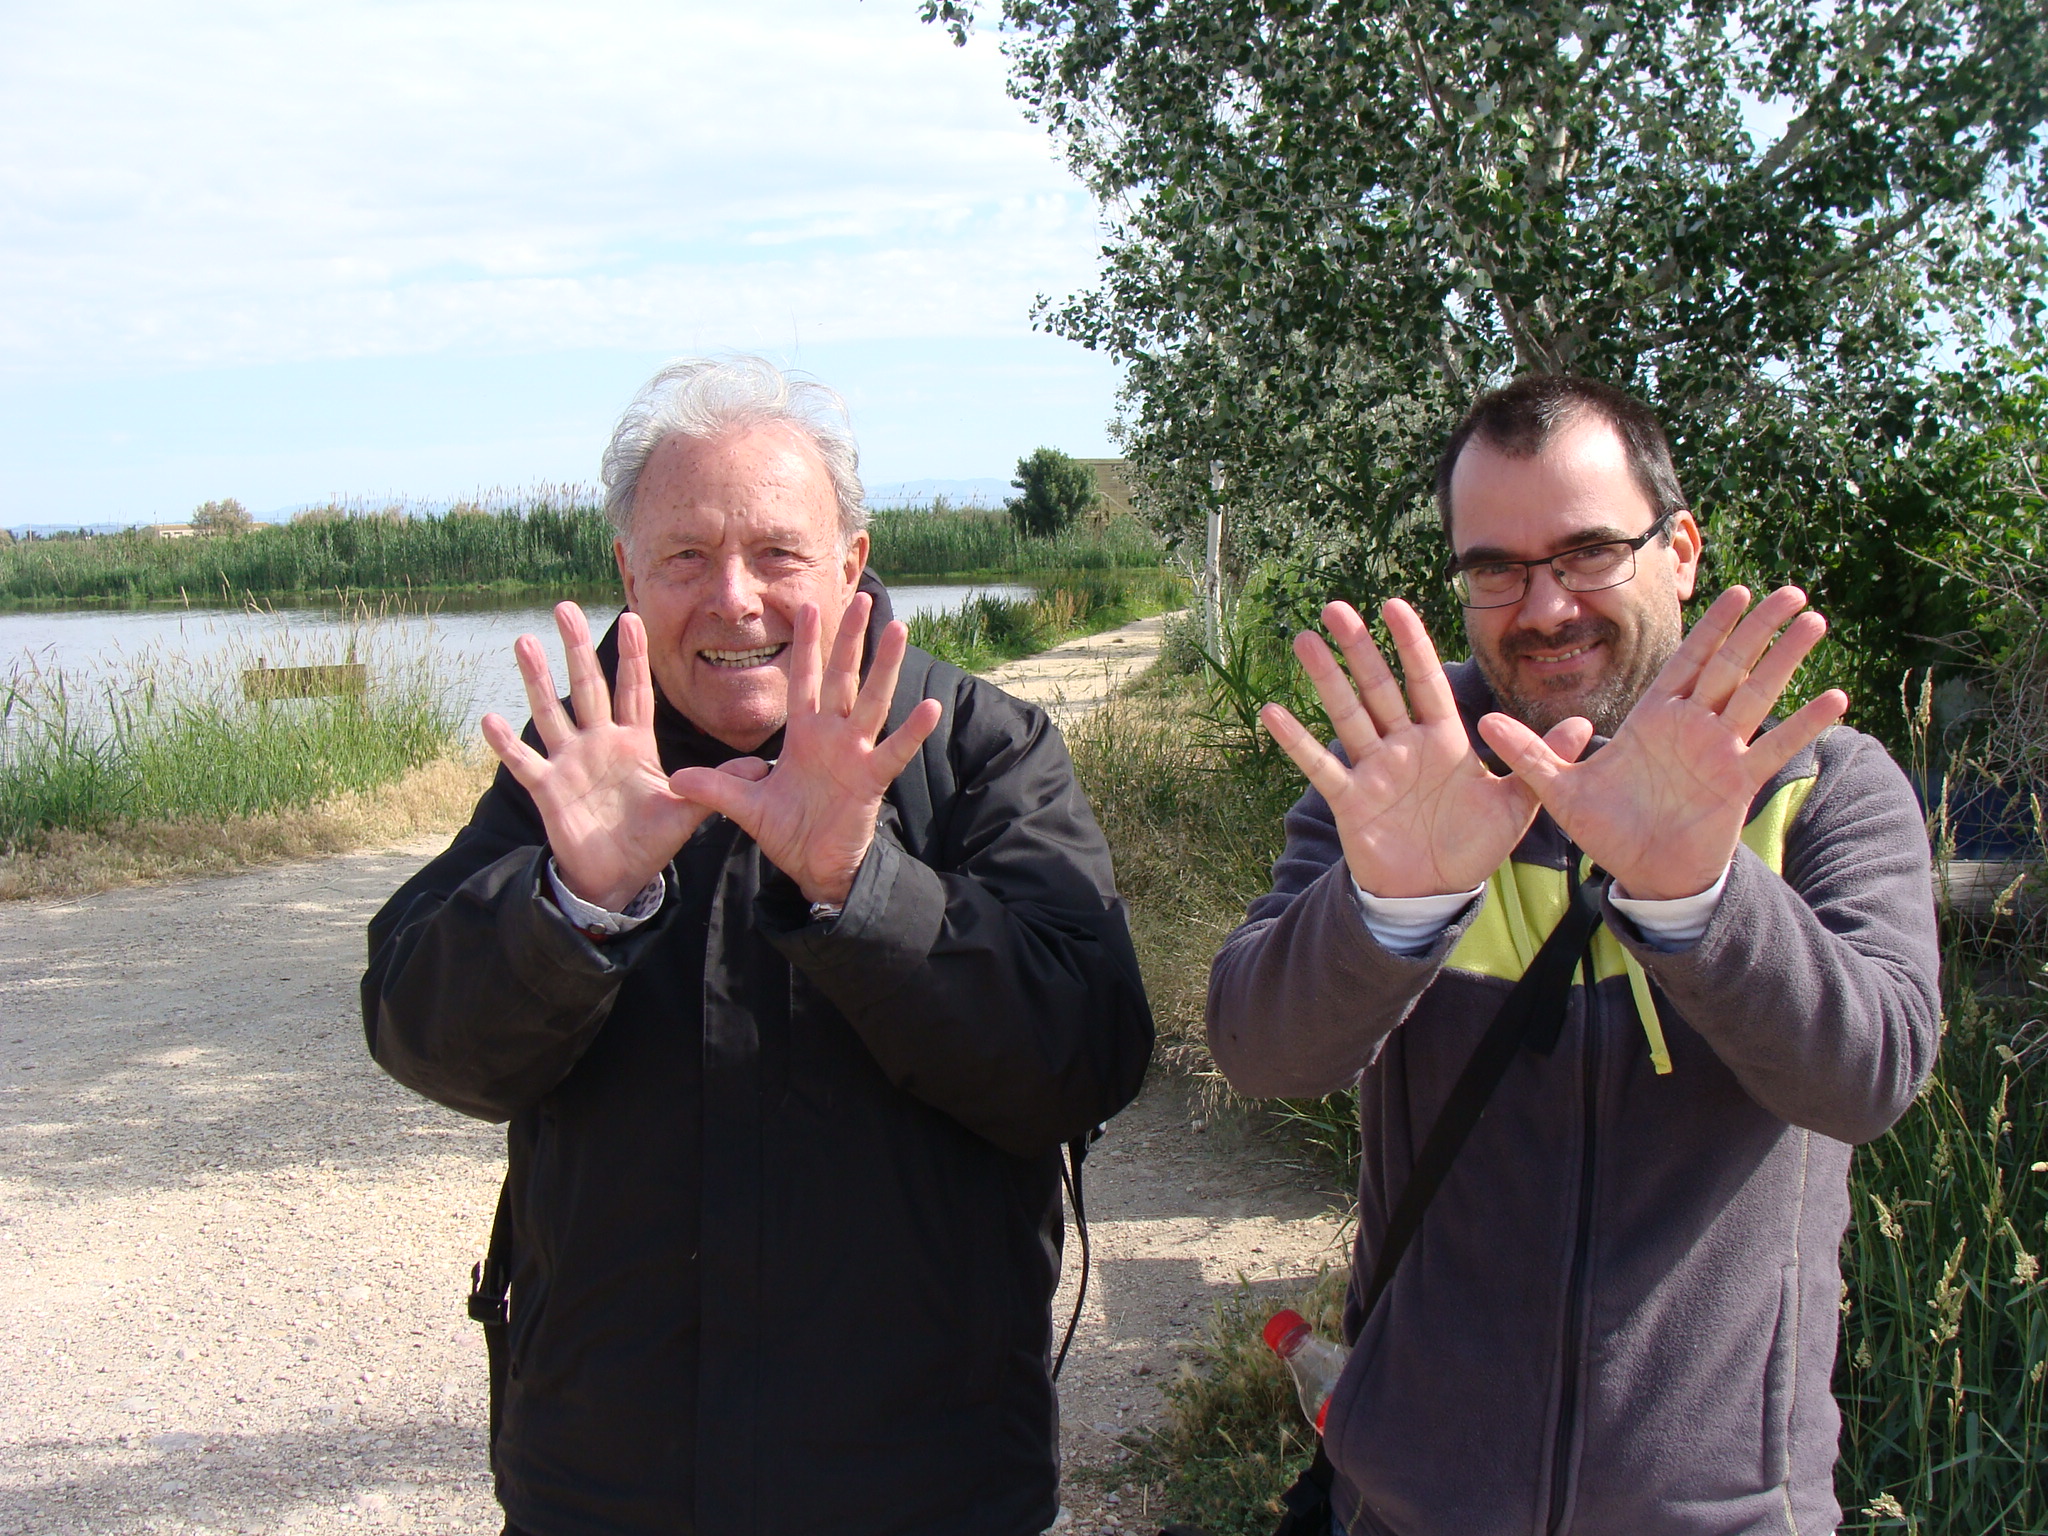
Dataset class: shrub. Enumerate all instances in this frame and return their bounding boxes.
[1006,447,1099,539]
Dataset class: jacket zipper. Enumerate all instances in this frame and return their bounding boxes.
[1548,945,1600,1536]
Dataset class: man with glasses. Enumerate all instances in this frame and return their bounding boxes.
[1208,375,1939,1535]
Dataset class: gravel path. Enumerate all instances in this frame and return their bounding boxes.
[0,616,1347,1536]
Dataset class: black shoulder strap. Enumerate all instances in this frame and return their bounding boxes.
[466,1180,513,1450]
[1053,1126,1105,1380]
[1255,867,1607,1536]
[1357,862,1607,1323]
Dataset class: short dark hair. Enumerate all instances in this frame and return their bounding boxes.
[1435,375,1688,545]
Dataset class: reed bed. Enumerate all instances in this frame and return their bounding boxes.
[0,500,1165,605]
[0,622,466,853]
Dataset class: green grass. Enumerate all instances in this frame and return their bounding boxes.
[0,622,466,849]
[904,569,1185,673]
[0,498,1165,606]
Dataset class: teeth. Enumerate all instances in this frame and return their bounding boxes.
[701,645,783,667]
[1529,645,1593,663]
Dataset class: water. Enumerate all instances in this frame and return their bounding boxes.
[0,582,1033,735]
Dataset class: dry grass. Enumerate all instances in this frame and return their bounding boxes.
[1064,670,1297,1081]
[0,752,493,902]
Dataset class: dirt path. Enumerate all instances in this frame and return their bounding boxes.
[0,616,1348,1536]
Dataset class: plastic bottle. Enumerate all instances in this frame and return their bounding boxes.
[1263,1309,1349,1433]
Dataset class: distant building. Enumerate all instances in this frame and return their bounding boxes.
[147,524,200,538]
[1074,458,1140,521]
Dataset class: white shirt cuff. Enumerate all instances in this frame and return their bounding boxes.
[1609,867,1730,951]
[546,860,665,936]
[1351,878,1485,956]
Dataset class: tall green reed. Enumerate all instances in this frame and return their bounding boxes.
[1,500,1165,605]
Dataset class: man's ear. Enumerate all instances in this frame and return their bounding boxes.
[1669,511,1703,602]
[613,537,637,610]
[843,528,870,589]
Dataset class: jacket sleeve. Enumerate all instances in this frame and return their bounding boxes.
[359,767,682,1122]
[1204,781,1482,1099]
[1605,727,1942,1143]
[754,680,1154,1158]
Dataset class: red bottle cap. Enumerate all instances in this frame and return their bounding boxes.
[1263,1309,1311,1356]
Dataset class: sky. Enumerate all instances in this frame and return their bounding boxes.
[0,0,1124,526]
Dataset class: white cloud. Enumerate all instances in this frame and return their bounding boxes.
[0,0,1105,375]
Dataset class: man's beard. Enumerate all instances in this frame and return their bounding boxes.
[1472,610,1682,739]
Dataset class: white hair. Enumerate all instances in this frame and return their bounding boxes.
[600,355,867,545]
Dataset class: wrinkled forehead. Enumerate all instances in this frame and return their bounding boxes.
[627,425,843,554]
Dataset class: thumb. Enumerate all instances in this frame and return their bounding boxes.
[1542,716,1597,764]
[715,756,774,783]
[668,764,761,822]
[1477,711,1573,792]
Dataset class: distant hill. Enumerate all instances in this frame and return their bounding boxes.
[864,478,1011,509]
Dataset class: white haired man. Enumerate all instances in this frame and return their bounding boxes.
[363,357,1153,1536]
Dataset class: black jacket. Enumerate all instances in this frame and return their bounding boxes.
[362,582,1154,1536]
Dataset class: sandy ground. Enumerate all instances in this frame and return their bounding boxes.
[976,614,1177,725]
[0,614,1350,1536]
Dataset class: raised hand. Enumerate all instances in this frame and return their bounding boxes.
[666,593,944,907]
[480,602,768,912]
[1475,585,1849,901]
[1262,599,1593,898]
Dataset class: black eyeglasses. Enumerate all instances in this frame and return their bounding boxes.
[1446,511,1680,609]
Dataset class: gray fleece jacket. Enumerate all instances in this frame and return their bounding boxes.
[1207,662,1941,1536]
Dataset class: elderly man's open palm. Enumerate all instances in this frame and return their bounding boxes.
[481,602,769,913]
[669,594,943,907]
[1262,599,1594,898]
[1476,585,1850,901]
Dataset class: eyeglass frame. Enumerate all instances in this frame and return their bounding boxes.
[1444,509,1683,610]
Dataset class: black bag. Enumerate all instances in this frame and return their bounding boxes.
[1178,862,1610,1536]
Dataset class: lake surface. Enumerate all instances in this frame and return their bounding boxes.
[0,583,1033,733]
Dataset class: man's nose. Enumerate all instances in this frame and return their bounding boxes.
[1514,562,1584,628]
[706,557,766,624]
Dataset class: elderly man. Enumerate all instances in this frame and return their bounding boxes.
[363,357,1153,1536]
[1208,376,1939,1535]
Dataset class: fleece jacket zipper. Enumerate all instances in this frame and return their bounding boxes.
[1548,946,1601,1536]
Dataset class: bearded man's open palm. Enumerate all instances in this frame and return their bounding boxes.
[1262,599,1594,899]
[1476,585,1850,901]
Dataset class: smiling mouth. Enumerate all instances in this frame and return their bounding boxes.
[699,644,788,669]
[1519,642,1601,667]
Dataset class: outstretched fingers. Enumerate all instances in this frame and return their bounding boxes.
[1323,602,1410,736]
[869,697,944,783]
[1294,628,1384,764]
[481,711,551,788]
[848,619,912,744]
[555,602,613,730]
[1720,609,1827,741]
[612,611,655,731]
[1261,702,1356,806]
[1644,586,1751,705]
[823,592,872,719]
[513,634,575,750]
[1742,689,1850,782]
[1687,586,1811,715]
[1381,599,1458,724]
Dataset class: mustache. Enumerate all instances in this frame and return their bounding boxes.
[1498,618,1617,661]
